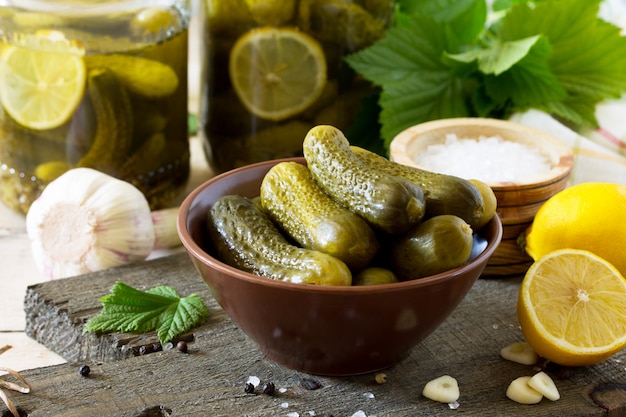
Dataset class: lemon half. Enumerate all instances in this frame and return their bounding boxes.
[229,27,327,122]
[518,249,626,366]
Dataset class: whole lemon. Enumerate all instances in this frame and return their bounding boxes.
[522,182,626,276]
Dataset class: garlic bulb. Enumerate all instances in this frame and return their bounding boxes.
[26,167,180,279]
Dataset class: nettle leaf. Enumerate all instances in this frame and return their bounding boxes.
[84,281,209,344]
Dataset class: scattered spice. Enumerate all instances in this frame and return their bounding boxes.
[244,382,255,394]
[138,345,151,355]
[300,378,322,390]
[78,365,91,377]
[262,381,276,395]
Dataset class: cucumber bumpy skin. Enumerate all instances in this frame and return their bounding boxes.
[303,125,426,234]
[260,161,379,271]
[351,146,487,230]
[207,195,352,286]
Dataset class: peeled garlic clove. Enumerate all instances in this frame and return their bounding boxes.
[506,376,543,404]
[500,341,538,365]
[527,372,560,401]
[26,168,156,279]
[422,375,460,403]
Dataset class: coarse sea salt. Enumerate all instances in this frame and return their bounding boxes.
[413,134,552,183]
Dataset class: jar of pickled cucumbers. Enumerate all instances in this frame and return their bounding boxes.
[0,0,191,214]
[199,0,395,173]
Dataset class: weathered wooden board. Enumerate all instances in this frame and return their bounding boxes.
[2,253,625,416]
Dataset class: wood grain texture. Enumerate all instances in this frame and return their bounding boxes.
[4,253,625,416]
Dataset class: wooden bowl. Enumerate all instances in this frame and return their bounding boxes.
[390,118,574,276]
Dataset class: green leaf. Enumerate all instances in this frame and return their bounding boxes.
[497,0,626,126]
[379,73,468,145]
[483,36,566,108]
[447,35,541,75]
[84,281,209,344]
[347,13,469,146]
[346,17,450,86]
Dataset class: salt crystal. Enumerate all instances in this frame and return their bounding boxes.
[363,392,375,399]
[279,387,288,393]
[413,134,552,183]
[448,401,460,410]
[280,402,289,408]
[306,411,316,416]
[350,411,367,417]
[247,376,260,387]
[286,413,300,417]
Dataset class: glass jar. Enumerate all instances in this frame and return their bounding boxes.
[199,0,394,173]
[0,0,191,214]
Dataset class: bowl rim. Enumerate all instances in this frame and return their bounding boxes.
[389,117,574,189]
[177,158,504,295]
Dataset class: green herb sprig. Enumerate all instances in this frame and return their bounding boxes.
[84,281,209,345]
[346,0,626,152]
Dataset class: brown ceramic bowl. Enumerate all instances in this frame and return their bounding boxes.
[177,157,503,376]
[390,118,573,276]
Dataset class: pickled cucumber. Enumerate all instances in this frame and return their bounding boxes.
[468,179,497,230]
[353,267,398,286]
[351,146,487,230]
[303,125,426,234]
[77,68,132,175]
[391,215,474,280]
[207,195,352,286]
[85,54,178,98]
[260,161,379,271]
[299,0,385,51]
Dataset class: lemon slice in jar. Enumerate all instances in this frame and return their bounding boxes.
[229,27,327,121]
[0,31,86,130]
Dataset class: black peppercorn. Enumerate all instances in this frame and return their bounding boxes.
[176,341,188,353]
[79,365,90,377]
[244,382,255,394]
[300,378,322,390]
[138,345,151,355]
[262,381,275,395]
[152,343,163,352]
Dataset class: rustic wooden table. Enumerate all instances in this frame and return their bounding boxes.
[2,253,626,416]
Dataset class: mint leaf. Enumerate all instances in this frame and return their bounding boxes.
[84,281,209,344]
